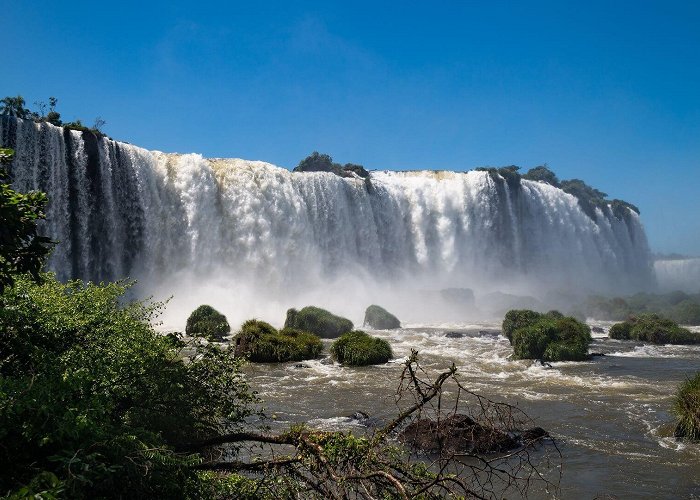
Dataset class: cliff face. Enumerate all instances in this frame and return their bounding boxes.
[1,116,654,296]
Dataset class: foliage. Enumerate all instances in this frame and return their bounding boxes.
[0,274,260,498]
[1,95,105,135]
[0,148,55,293]
[0,96,29,118]
[585,291,700,325]
[508,312,592,361]
[294,152,369,178]
[522,165,560,186]
[185,304,231,341]
[502,309,546,344]
[560,179,608,219]
[363,304,401,330]
[234,319,322,362]
[330,330,393,366]
[284,306,353,338]
[674,372,700,440]
[608,314,700,344]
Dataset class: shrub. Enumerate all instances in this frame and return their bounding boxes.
[363,305,401,330]
[511,316,592,362]
[674,372,700,440]
[331,331,393,366]
[234,320,322,362]
[522,166,560,187]
[608,314,700,344]
[185,304,231,341]
[502,309,546,344]
[284,306,353,338]
[0,275,258,498]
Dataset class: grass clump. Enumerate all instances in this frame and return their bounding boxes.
[234,320,322,363]
[330,331,393,366]
[505,310,592,362]
[674,372,700,440]
[185,304,230,341]
[363,304,401,330]
[284,306,353,338]
[609,314,700,344]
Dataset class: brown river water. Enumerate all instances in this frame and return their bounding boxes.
[243,321,700,499]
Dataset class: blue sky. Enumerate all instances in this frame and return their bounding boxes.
[3,1,699,255]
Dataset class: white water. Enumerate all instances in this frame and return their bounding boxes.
[1,117,654,327]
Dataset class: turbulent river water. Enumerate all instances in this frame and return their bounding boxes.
[245,321,700,499]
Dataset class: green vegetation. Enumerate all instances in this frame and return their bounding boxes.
[0,148,54,292]
[586,292,700,325]
[0,274,259,498]
[674,372,700,440]
[233,319,322,362]
[330,330,393,366]
[363,304,401,329]
[475,165,522,186]
[609,314,700,344]
[294,151,369,178]
[284,305,353,338]
[522,165,560,186]
[503,310,592,361]
[1,94,107,135]
[502,309,546,344]
[185,304,231,341]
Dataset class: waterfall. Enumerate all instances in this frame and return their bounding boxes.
[654,258,700,293]
[1,117,655,325]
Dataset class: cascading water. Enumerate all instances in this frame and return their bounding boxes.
[1,117,654,326]
[654,258,700,292]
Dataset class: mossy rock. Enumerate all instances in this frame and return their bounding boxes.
[363,305,401,330]
[234,319,322,363]
[509,313,592,362]
[609,314,700,344]
[330,331,393,366]
[284,306,353,338]
[674,372,700,440]
[185,305,230,341]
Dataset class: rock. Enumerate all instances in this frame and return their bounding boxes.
[592,326,605,333]
[285,306,353,339]
[364,304,401,330]
[400,414,518,454]
[293,363,311,369]
[521,427,550,442]
[445,331,465,338]
[185,305,230,341]
[348,411,370,421]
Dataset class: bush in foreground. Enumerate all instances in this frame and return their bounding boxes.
[0,275,258,498]
[609,314,700,344]
[284,306,353,338]
[234,319,322,362]
[331,330,393,366]
[185,304,231,341]
[674,372,700,440]
[363,304,401,329]
[505,310,592,362]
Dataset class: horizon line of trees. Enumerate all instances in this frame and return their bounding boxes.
[0,94,106,135]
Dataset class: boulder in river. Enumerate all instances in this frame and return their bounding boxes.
[284,306,353,338]
[364,304,401,329]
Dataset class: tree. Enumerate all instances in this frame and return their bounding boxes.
[0,148,55,292]
[0,95,29,119]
